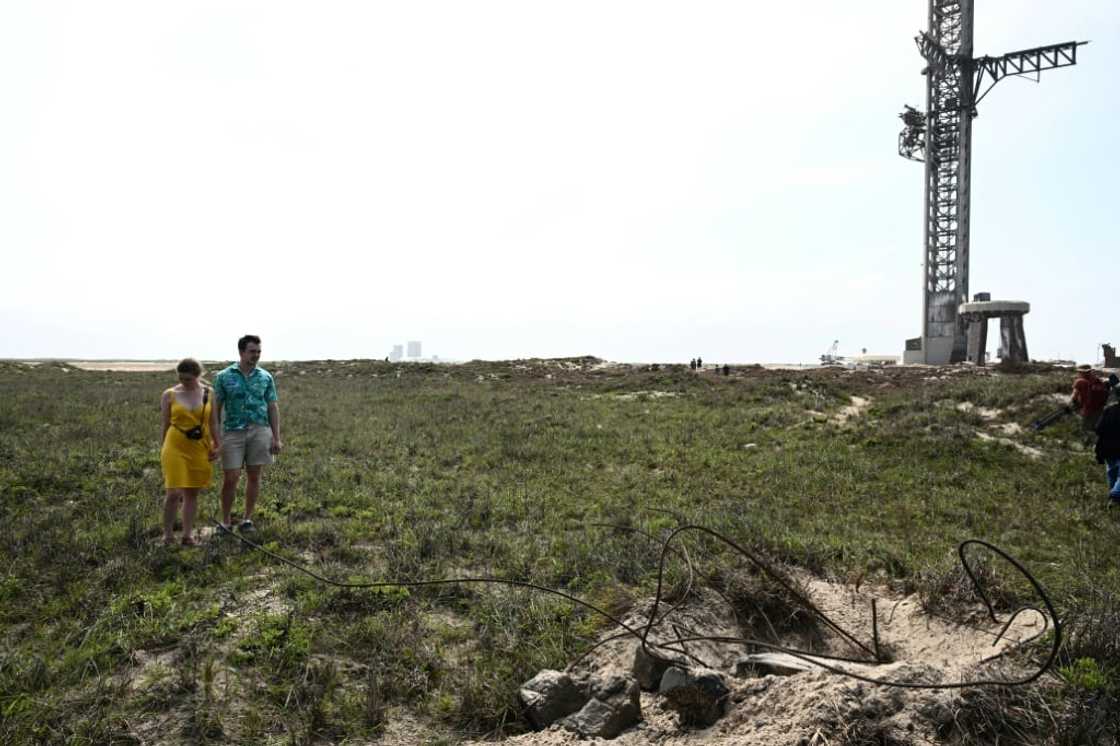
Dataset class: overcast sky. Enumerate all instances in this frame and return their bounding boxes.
[2,1,1116,364]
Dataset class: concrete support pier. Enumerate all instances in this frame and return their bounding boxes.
[957,298,1030,365]
[966,316,988,364]
[1000,314,1029,363]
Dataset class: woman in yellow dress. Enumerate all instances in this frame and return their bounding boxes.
[160,358,221,545]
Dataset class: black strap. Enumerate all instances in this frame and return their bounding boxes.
[172,387,209,436]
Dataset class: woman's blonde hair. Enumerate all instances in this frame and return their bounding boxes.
[176,358,203,377]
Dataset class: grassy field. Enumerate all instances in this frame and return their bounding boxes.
[1,358,1118,744]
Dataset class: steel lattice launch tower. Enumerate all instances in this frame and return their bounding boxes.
[898,0,1085,364]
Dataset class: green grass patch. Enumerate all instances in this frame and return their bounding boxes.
[0,360,1117,742]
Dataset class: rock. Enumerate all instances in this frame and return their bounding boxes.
[633,644,676,691]
[559,698,619,739]
[519,670,586,729]
[589,672,637,703]
[735,653,818,678]
[558,673,641,740]
[659,666,730,727]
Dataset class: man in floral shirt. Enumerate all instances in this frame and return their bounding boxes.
[213,334,282,532]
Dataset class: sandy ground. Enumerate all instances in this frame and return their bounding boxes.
[71,361,179,371]
[832,395,872,425]
[467,572,1049,746]
[119,539,1055,746]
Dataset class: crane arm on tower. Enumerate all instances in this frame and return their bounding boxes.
[972,41,1088,106]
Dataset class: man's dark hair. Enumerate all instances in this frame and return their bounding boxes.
[238,334,262,352]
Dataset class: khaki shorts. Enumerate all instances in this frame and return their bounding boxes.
[221,426,275,469]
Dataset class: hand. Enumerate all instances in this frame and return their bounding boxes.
[270,437,283,455]
[209,443,220,462]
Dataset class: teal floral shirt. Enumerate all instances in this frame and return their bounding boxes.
[213,364,278,432]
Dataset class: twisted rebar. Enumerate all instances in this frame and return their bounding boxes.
[213,519,1061,690]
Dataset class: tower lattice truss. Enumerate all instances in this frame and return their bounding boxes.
[897,0,1084,364]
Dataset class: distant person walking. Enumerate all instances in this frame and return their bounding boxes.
[1071,365,1109,435]
[1094,387,1120,507]
[697,356,703,370]
[690,359,696,370]
[214,335,282,532]
[160,358,219,546]
[723,364,730,376]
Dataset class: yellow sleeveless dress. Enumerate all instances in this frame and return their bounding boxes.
[160,388,214,489]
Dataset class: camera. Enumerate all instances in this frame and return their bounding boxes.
[184,426,204,440]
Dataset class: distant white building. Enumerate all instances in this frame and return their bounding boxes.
[849,354,900,367]
[407,341,422,358]
[389,345,403,362]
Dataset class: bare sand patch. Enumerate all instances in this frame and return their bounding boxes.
[975,431,1044,459]
[72,360,178,372]
[475,571,1047,746]
[831,396,871,425]
[956,401,1003,420]
[613,390,683,401]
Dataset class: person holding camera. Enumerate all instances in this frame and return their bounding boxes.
[213,334,282,533]
[160,358,220,546]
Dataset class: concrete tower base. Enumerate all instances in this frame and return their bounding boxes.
[957,299,1030,365]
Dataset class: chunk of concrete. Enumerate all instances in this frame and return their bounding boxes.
[558,673,641,740]
[633,644,679,691]
[519,669,586,729]
[659,666,730,727]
